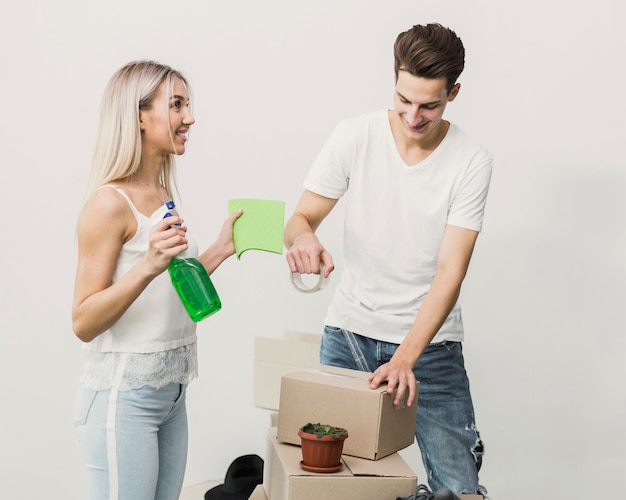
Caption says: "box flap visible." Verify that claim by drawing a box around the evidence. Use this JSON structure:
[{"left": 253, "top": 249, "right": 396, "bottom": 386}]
[
  {"left": 343, "top": 453, "right": 416, "bottom": 477},
  {"left": 318, "top": 365, "right": 374, "bottom": 381},
  {"left": 283, "top": 367, "right": 388, "bottom": 394}
]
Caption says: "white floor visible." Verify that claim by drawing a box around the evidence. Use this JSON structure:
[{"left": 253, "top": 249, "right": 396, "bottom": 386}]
[{"left": 179, "top": 480, "right": 222, "bottom": 500}]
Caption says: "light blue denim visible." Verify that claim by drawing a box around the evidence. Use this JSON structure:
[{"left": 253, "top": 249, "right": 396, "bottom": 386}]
[
  {"left": 321, "top": 326, "right": 487, "bottom": 496},
  {"left": 74, "top": 383, "right": 188, "bottom": 500}
]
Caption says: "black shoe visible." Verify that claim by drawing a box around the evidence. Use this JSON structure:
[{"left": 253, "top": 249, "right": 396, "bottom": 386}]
[
  {"left": 396, "top": 484, "right": 461, "bottom": 500},
  {"left": 432, "top": 488, "right": 461, "bottom": 500}
]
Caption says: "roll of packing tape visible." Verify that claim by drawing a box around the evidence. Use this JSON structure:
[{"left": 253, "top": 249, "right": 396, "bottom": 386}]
[{"left": 290, "top": 264, "right": 328, "bottom": 293}]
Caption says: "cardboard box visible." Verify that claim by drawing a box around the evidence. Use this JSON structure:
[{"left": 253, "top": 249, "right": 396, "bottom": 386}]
[
  {"left": 249, "top": 484, "right": 268, "bottom": 499},
  {"left": 253, "top": 480, "right": 482, "bottom": 500},
  {"left": 277, "top": 366, "right": 418, "bottom": 460},
  {"left": 264, "top": 427, "right": 416, "bottom": 500},
  {"left": 253, "top": 483, "right": 481, "bottom": 500},
  {"left": 254, "top": 331, "right": 322, "bottom": 410},
  {"left": 269, "top": 411, "right": 279, "bottom": 427}
]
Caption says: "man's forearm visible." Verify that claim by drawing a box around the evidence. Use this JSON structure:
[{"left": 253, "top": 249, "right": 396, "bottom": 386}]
[
  {"left": 399, "top": 274, "right": 463, "bottom": 364},
  {"left": 284, "top": 213, "right": 315, "bottom": 248}
]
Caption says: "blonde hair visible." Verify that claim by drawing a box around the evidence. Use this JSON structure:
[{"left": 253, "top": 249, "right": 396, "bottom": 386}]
[{"left": 85, "top": 60, "right": 191, "bottom": 199}]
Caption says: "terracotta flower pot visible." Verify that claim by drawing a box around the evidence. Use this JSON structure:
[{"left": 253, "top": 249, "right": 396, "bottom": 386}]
[{"left": 298, "top": 428, "right": 349, "bottom": 473}]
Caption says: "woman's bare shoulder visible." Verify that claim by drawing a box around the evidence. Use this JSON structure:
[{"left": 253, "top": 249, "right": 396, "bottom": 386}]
[{"left": 78, "top": 185, "right": 135, "bottom": 242}]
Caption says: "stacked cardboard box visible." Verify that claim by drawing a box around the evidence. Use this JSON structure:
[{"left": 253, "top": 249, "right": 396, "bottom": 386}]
[
  {"left": 249, "top": 484, "right": 266, "bottom": 499},
  {"left": 277, "top": 366, "right": 418, "bottom": 461},
  {"left": 254, "top": 331, "right": 322, "bottom": 411},
  {"left": 251, "top": 482, "right": 483, "bottom": 500},
  {"left": 257, "top": 365, "right": 420, "bottom": 499},
  {"left": 264, "top": 427, "right": 417, "bottom": 500},
  {"left": 252, "top": 335, "right": 482, "bottom": 499}
]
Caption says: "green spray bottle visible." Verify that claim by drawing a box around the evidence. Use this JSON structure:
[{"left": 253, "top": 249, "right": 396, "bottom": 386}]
[{"left": 164, "top": 201, "right": 221, "bottom": 321}]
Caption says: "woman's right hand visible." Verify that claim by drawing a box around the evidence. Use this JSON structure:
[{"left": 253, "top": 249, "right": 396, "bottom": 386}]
[{"left": 143, "top": 215, "right": 189, "bottom": 275}]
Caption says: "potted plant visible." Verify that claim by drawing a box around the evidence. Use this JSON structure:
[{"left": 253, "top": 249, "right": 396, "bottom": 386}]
[{"left": 298, "top": 422, "right": 349, "bottom": 473}]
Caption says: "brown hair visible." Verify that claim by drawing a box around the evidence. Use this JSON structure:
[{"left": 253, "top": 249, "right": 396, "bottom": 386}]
[{"left": 394, "top": 23, "right": 465, "bottom": 93}]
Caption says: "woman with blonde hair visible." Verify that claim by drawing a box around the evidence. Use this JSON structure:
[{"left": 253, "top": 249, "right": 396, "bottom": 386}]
[{"left": 72, "top": 60, "right": 241, "bottom": 500}]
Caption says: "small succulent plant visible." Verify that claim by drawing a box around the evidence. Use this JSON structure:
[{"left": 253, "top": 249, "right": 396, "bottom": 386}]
[{"left": 300, "top": 422, "right": 348, "bottom": 440}]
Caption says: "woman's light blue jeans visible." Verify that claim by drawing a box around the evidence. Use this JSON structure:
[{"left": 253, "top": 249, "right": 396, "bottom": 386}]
[
  {"left": 74, "top": 383, "right": 188, "bottom": 500},
  {"left": 321, "top": 326, "right": 487, "bottom": 496}
]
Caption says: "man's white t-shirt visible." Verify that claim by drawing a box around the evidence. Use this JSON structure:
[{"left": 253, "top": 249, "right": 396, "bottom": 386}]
[{"left": 303, "top": 109, "right": 493, "bottom": 344}]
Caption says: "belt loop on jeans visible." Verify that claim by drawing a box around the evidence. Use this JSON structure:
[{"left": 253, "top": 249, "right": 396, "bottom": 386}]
[{"left": 341, "top": 329, "right": 371, "bottom": 372}]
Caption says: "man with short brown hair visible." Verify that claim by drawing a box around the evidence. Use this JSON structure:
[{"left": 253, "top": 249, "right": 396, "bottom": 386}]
[{"left": 285, "top": 24, "right": 491, "bottom": 496}]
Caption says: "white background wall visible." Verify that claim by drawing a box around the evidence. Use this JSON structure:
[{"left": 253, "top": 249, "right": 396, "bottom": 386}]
[{"left": 0, "top": 1, "right": 624, "bottom": 499}]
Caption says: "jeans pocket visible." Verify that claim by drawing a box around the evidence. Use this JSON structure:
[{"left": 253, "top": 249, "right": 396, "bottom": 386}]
[
  {"left": 430, "top": 340, "right": 459, "bottom": 352},
  {"left": 73, "top": 387, "right": 98, "bottom": 427},
  {"left": 324, "top": 325, "right": 342, "bottom": 335}
]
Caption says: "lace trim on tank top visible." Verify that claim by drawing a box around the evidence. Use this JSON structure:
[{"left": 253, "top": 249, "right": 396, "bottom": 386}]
[{"left": 79, "top": 343, "right": 198, "bottom": 391}]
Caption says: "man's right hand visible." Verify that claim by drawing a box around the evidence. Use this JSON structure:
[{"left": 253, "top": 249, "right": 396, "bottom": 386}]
[{"left": 286, "top": 232, "right": 335, "bottom": 278}]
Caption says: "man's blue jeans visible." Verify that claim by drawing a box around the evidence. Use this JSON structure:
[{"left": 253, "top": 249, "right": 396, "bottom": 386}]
[{"left": 320, "top": 326, "right": 487, "bottom": 495}]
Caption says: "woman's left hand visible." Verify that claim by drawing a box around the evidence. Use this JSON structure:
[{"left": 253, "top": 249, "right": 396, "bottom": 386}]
[{"left": 217, "top": 208, "right": 243, "bottom": 257}]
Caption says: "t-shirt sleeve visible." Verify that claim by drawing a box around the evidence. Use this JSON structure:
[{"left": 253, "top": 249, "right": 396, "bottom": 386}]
[
  {"left": 303, "top": 119, "right": 354, "bottom": 200},
  {"left": 447, "top": 148, "right": 493, "bottom": 232}
]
